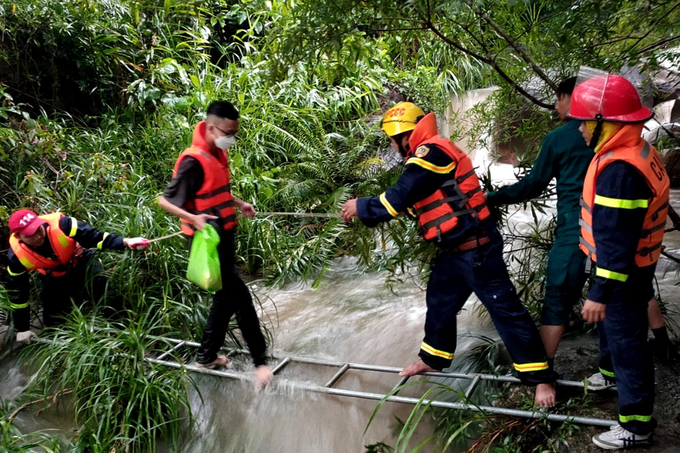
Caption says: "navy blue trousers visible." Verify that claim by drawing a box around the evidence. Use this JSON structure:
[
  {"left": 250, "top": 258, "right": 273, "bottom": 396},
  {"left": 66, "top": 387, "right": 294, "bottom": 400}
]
[
  {"left": 597, "top": 265, "right": 656, "bottom": 435},
  {"left": 420, "top": 228, "right": 556, "bottom": 385}
]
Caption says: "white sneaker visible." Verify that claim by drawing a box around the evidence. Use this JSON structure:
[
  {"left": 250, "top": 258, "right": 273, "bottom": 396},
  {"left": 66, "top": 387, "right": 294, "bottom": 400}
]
[
  {"left": 592, "top": 424, "right": 652, "bottom": 450},
  {"left": 587, "top": 372, "right": 616, "bottom": 390}
]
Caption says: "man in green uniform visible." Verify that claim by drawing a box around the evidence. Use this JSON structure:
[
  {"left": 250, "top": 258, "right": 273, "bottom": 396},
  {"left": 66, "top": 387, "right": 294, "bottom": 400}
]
[
  {"left": 487, "top": 77, "right": 591, "bottom": 371},
  {"left": 488, "top": 78, "right": 673, "bottom": 380}
]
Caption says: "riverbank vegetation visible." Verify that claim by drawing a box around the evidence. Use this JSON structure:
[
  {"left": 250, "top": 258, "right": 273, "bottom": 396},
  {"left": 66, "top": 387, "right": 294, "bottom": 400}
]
[{"left": 1, "top": 0, "right": 680, "bottom": 451}]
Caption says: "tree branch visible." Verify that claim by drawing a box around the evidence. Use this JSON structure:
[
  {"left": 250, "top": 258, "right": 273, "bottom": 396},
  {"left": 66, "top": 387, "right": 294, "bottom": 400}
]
[
  {"left": 425, "top": 20, "right": 553, "bottom": 109},
  {"left": 359, "top": 25, "right": 429, "bottom": 32},
  {"left": 7, "top": 389, "right": 73, "bottom": 423},
  {"left": 637, "top": 34, "right": 680, "bottom": 54},
  {"left": 624, "top": 2, "right": 680, "bottom": 55},
  {"left": 469, "top": 2, "right": 557, "bottom": 93}
]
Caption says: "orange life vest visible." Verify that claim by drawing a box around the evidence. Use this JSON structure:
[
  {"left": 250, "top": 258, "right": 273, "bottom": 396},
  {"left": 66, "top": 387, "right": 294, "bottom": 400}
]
[
  {"left": 580, "top": 139, "right": 669, "bottom": 267},
  {"left": 173, "top": 141, "right": 237, "bottom": 236},
  {"left": 408, "top": 116, "right": 490, "bottom": 241},
  {"left": 9, "top": 212, "right": 84, "bottom": 277}
]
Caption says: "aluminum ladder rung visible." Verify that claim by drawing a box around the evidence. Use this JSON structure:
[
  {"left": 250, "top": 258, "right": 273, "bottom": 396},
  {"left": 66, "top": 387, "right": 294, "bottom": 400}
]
[
  {"left": 148, "top": 353, "right": 616, "bottom": 428},
  {"left": 148, "top": 336, "right": 593, "bottom": 390},
  {"left": 464, "top": 375, "right": 481, "bottom": 399},
  {"left": 35, "top": 335, "right": 616, "bottom": 428},
  {"left": 391, "top": 375, "right": 410, "bottom": 395},
  {"left": 156, "top": 341, "right": 186, "bottom": 361},
  {"left": 271, "top": 357, "right": 291, "bottom": 375},
  {"left": 325, "top": 364, "right": 350, "bottom": 388}
]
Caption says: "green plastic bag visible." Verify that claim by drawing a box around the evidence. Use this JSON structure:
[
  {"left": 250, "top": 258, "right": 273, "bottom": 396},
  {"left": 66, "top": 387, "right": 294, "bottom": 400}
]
[{"left": 186, "top": 224, "right": 222, "bottom": 292}]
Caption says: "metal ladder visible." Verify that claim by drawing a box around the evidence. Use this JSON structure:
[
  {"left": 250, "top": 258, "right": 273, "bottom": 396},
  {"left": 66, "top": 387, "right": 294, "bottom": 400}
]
[{"left": 148, "top": 336, "right": 617, "bottom": 428}]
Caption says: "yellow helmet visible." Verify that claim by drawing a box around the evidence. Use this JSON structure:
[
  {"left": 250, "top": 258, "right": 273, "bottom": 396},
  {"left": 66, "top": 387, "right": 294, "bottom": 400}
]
[{"left": 381, "top": 102, "right": 425, "bottom": 137}]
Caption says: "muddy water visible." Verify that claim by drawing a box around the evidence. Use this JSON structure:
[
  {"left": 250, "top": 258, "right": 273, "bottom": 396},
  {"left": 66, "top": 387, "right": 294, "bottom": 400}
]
[{"left": 176, "top": 258, "right": 497, "bottom": 452}]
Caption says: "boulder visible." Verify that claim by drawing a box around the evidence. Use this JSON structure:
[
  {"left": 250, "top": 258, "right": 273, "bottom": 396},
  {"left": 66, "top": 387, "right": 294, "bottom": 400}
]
[{"left": 661, "top": 147, "right": 680, "bottom": 187}]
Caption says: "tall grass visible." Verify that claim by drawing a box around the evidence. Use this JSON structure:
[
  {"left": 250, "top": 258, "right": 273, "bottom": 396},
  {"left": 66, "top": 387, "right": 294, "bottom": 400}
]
[
  {"left": 24, "top": 308, "right": 194, "bottom": 452},
  {"left": 0, "top": 419, "right": 61, "bottom": 452}
]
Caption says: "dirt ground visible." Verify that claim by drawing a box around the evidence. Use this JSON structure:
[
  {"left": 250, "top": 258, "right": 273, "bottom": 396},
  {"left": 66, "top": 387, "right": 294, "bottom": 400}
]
[{"left": 502, "top": 334, "right": 680, "bottom": 453}]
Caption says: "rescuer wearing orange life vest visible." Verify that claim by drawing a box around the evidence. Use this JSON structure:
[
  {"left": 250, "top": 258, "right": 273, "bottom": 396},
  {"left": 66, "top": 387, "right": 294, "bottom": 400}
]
[
  {"left": 341, "top": 102, "right": 558, "bottom": 407},
  {"left": 569, "top": 71, "right": 668, "bottom": 450},
  {"left": 5, "top": 209, "right": 148, "bottom": 343},
  {"left": 158, "top": 100, "right": 273, "bottom": 387}
]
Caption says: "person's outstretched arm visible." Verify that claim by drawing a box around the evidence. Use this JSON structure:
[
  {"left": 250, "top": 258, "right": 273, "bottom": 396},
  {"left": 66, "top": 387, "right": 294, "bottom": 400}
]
[
  {"left": 487, "top": 133, "right": 557, "bottom": 206},
  {"left": 343, "top": 144, "right": 456, "bottom": 226}
]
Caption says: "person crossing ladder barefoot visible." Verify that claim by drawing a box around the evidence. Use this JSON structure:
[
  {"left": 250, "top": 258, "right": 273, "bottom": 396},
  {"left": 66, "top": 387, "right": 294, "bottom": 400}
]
[{"left": 341, "top": 101, "right": 558, "bottom": 407}]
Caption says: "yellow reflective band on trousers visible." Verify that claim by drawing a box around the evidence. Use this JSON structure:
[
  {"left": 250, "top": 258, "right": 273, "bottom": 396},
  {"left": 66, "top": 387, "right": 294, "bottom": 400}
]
[
  {"left": 97, "top": 232, "right": 109, "bottom": 250},
  {"left": 619, "top": 414, "right": 652, "bottom": 423},
  {"left": 8, "top": 301, "right": 29, "bottom": 309},
  {"left": 596, "top": 267, "right": 629, "bottom": 282},
  {"left": 513, "top": 362, "right": 549, "bottom": 372},
  {"left": 594, "top": 194, "right": 649, "bottom": 210},
  {"left": 379, "top": 193, "right": 399, "bottom": 217},
  {"left": 69, "top": 217, "right": 78, "bottom": 237},
  {"left": 406, "top": 158, "right": 456, "bottom": 174},
  {"left": 420, "top": 342, "right": 454, "bottom": 360},
  {"left": 599, "top": 367, "right": 616, "bottom": 378},
  {"left": 7, "top": 267, "right": 25, "bottom": 277}
]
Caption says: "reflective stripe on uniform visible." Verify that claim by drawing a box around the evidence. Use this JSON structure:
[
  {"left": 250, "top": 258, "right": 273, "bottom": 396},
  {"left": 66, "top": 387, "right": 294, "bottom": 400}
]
[
  {"left": 18, "top": 256, "right": 35, "bottom": 270},
  {"left": 97, "top": 232, "right": 110, "bottom": 250},
  {"left": 8, "top": 301, "right": 29, "bottom": 309},
  {"left": 69, "top": 218, "right": 78, "bottom": 237},
  {"left": 619, "top": 414, "right": 652, "bottom": 423},
  {"left": 420, "top": 342, "right": 454, "bottom": 360},
  {"left": 639, "top": 142, "right": 650, "bottom": 159},
  {"left": 57, "top": 233, "right": 69, "bottom": 248},
  {"left": 513, "top": 362, "right": 549, "bottom": 372},
  {"left": 406, "top": 158, "right": 456, "bottom": 174},
  {"left": 7, "top": 267, "right": 26, "bottom": 277},
  {"left": 595, "top": 267, "right": 628, "bottom": 282},
  {"left": 594, "top": 194, "right": 649, "bottom": 210},
  {"left": 580, "top": 237, "right": 597, "bottom": 255},
  {"left": 379, "top": 193, "right": 399, "bottom": 217}
]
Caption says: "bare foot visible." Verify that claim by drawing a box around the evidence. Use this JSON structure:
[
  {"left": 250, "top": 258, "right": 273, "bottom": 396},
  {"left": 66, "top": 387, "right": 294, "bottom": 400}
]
[
  {"left": 196, "top": 354, "right": 231, "bottom": 370},
  {"left": 399, "top": 358, "right": 440, "bottom": 376},
  {"left": 534, "top": 382, "right": 556, "bottom": 408},
  {"left": 255, "top": 365, "right": 274, "bottom": 388}
]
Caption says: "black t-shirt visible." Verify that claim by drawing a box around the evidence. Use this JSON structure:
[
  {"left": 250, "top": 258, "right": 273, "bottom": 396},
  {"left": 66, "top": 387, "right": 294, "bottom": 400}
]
[{"left": 163, "top": 157, "right": 204, "bottom": 208}]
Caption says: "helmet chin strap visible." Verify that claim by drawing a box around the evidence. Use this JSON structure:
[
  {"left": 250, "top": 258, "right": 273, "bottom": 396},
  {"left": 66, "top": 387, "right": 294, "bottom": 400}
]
[{"left": 589, "top": 114, "right": 604, "bottom": 150}]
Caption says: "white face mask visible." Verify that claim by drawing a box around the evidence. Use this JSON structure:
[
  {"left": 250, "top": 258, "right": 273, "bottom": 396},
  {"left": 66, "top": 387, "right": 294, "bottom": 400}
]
[{"left": 215, "top": 134, "right": 236, "bottom": 151}]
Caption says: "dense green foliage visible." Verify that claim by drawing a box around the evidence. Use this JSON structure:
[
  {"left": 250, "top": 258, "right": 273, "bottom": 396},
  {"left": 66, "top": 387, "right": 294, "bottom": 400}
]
[{"left": 1, "top": 0, "right": 679, "bottom": 451}]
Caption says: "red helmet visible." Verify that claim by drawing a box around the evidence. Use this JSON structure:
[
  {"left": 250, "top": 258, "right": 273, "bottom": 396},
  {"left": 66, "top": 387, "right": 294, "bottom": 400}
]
[{"left": 568, "top": 74, "right": 652, "bottom": 123}]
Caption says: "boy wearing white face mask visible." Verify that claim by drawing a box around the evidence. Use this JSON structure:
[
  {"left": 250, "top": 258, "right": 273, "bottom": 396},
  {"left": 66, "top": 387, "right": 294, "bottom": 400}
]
[{"left": 159, "top": 101, "right": 273, "bottom": 388}]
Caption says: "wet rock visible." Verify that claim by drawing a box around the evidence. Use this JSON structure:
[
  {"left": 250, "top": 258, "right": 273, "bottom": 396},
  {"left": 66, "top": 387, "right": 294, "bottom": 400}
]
[
  {"left": 643, "top": 123, "right": 680, "bottom": 146},
  {"left": 656, "top": 251, "right": 680, "bottom": 274},
  {"left": 643, "top": 123, "right": 680, "bottom": 186},
  {"left": 661, "top": 147, "right": 680, "bottom": 187}
]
